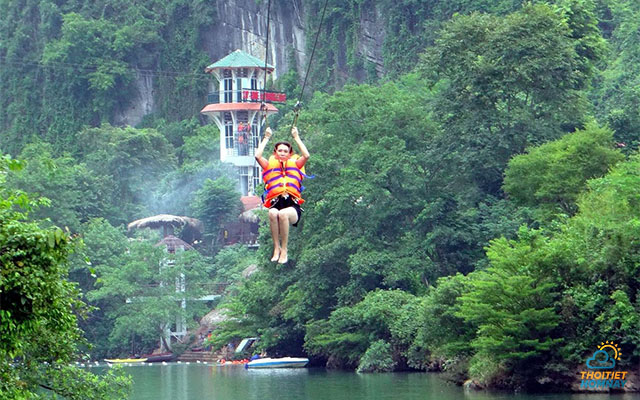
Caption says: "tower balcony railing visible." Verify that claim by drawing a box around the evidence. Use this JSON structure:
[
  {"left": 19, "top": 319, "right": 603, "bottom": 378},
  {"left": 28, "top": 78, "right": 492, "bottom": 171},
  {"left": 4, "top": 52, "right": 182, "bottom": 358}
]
[
  {"left": 207, "top": 89, "right": 286, "bottom": 105},
  {"left": 225, "top": 131, "right": 260, "bottom": 157}
]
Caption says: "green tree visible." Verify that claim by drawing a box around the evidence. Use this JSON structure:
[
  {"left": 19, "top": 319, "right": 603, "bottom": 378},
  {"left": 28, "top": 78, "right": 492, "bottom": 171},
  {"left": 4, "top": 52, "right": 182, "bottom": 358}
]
[
  {"left": 412, "top": 274, "right": 475, "bottom": 363},
  {"left": 594, "top": 290, "right": 640, "bottom": 356},
  {"left": 457, "top": 228, "right": 562, "bottom": 389},
  {"left": 211, "top": 244, "right": 256, "bottom": 283},
  {"left": 74, "top": 124, "right": 177, "bottom": 224},
  {"left": 7, "top": 142, "right": 119, "bottom": 232},
  {"left": 210, "top": 74, "right": 529, "bottom": 364},
  {"left": 549, "top": 154, "right": 640, "bottom": 368},
  {"left": 178, "top": 123, "right": 220, "bottom": 165},
  {"left": 503, "top": 123, "right": 624, "bottom": 218},
  {"left": 305, "top": 289, "right": 421, "bottom": 370},
  {"left": 41, "top": 12, "right": 138, "bottom": 123},
  {"left": 191, "top": 176, "right": 243, "bottom": 251},
  {"left": 0, "top": 155, "right": 131, "bottom": 399},
  {"left": 422, "top": 3, "right": 603, "bottom": 194},
  {"left": 0, "top": 0, "right": 214, "bottom": 154},
  {"left": 69, "top": 218, "right": 130, "bottom": 358},
  {"left": 399, "top": 2, "right": 606, "bottom": 280},
  {"left": 357, "top": 340, "right": 396, "bottom": 373},
  {"left": 87, "top": 239, "right": 214, "bottom": 355},
  {"left": 591, "top": 0, "right": 640, "bottom": 150},
  {"left": 446, "top": 154, "right": 640, "bottom": 387}
]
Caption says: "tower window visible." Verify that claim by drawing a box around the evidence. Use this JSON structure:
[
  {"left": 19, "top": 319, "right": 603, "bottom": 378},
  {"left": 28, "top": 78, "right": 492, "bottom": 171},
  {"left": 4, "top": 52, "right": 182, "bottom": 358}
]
[
  {"left": 252, "top": 125, "right": 260, "bottom": 148},
  {"left": 224, "top": 70, "right": 233, "bottom": 103},
  {"left": 240, "top": 166, "right": 249, "bottom": 196},
  {"left": 253, "top": 166, "right": 261, "bottom": 195},
  {"left": 224, "top": 112, "right": 233, "bottom": 155}
]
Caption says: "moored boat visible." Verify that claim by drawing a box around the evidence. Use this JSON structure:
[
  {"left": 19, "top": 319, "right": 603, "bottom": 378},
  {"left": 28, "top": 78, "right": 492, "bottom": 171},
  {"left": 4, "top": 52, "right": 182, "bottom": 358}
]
[
  {"left": 144, "top": 353, "right": 176, "bottom": 363},
  {"left": 246, "top": 357, "right": 308, "bottom": 369}
]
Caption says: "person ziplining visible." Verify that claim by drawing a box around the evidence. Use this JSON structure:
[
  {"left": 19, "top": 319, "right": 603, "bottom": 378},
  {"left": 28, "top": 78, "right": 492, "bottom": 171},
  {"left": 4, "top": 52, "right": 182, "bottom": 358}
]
[
  {"left": 248, "top": 0, "right": 325, "bottom": 264},
  {"left": 255, "top": 126, "right": 310, "bottom": 264}
]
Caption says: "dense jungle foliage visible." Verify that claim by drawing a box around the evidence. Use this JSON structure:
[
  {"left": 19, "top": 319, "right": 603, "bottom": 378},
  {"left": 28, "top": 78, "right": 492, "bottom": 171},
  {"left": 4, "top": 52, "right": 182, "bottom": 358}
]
[
  {"left": 3, "top": 0, "right": 640, "bottom": 396},
  {"left": 0, "top": 156, "right": 132, "bottom": 398}
]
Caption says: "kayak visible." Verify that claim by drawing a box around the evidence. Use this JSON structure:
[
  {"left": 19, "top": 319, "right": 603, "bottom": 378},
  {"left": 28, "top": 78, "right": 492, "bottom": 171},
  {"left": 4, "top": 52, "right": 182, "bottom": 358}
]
[{"left": 246, "top": 357, "right": 308, "bottom": 369}]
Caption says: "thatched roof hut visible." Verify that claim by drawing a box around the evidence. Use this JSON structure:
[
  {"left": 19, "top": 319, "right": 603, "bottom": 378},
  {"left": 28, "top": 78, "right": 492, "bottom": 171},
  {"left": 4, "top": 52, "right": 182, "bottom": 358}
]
[
  {"left": 155, "top": 235, "right": 194, "bottom": 253},
  {"left": 127, "top": 214, "right": 204, "bottom": 239}
]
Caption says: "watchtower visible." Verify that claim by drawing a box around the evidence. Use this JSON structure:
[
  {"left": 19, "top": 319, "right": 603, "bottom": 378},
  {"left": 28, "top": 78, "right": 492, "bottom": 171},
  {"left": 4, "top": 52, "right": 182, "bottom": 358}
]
[{"left": 200, "top": 49, "right": 284, "bottom": 196}]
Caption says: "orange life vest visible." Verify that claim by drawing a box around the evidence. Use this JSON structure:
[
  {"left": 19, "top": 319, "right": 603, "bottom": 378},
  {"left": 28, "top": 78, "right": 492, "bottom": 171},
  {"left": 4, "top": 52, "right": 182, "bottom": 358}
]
[{"left": 262, "top": 156, "right": 305, "bottom": 207}]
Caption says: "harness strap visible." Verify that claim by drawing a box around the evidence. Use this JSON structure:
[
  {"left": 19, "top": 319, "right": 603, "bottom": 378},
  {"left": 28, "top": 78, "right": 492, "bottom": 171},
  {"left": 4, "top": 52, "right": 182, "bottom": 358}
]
[{"left": 265, "top": 182, "right": 301, "bottom": 194}]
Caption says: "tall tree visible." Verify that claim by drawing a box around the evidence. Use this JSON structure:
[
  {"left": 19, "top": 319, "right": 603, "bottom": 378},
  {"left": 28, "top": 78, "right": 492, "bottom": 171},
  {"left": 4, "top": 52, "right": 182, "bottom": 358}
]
[
  {"left": 591, "top": 0, "right": 640, "bottom": 150},
  {"left": 87, "top": 238, "right": 214, "bottom": 355},
  {"left": 191, "top": 176, "right": 243, "bottom": 252},
  {"left": 0, "top": 0, "right": 214, "bottom": 154},
  {"left": 421, "top": 3, "right": 604, "bottom": 194},
  {"left": 7, "top": 142, "right": 119, "bottom": 232},
  {"left": 0, "top": 155, "right": 131, "bottom": 399},
  {"left": 503, "top": 123, "right": 623, "bottom": 219},
  {"left": 457, "top": 228, "right": 562, "bottom": 390}
]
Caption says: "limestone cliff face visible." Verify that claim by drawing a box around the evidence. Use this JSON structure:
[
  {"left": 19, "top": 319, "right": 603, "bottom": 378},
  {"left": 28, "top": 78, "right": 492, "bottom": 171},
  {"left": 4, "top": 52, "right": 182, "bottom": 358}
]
[
  {"left": 117, "top": 0, "right": 385, "bottom": 125},
  {"left": 202, "top": 0, "right": 308, "bottom": 81},
  {"left": 358, "top": 1, "right": 386, "bottom": 75},
  {"left": 114, "top": 72, "right": 155, "bottom": 127},
  {"left": 202, "top": 0, "right": 385, "bottom": 81}
]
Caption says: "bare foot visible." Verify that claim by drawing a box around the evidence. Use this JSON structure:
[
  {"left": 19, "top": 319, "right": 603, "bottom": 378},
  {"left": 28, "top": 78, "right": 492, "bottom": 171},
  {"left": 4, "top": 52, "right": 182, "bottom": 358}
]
[
  {"left": 270, "top": 249, "right": 280, "bottom": 262},
  {"left": 277, "top": 250, "right": 288, "bottom": 264}
]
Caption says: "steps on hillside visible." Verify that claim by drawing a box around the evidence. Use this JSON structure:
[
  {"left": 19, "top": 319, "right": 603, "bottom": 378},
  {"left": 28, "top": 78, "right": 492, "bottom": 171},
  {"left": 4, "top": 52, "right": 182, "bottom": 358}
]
[{"left": 177, "top": 350, "right": 221, "bottom": 362}]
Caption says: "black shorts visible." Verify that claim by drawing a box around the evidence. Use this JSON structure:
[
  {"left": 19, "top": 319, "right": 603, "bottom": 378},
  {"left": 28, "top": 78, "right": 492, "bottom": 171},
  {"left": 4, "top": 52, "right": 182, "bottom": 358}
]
[{"left": 270, "top": 195, "right": 302, "bottom": 227}]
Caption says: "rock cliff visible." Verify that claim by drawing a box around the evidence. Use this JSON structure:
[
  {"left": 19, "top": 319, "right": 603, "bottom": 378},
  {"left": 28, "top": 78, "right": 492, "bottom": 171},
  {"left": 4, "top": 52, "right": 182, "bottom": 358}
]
[
  {"left": 202, "top": 0, "right": 307, "bottom": 81},
  {"left": 117, "top": 0, "right": 385, "bottom": 125}
]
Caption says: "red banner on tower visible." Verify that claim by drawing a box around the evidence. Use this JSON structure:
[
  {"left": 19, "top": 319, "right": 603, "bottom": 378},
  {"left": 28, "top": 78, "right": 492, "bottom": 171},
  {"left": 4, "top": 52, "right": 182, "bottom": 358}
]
[{"left": 242, "top": 90, "right": 287, "bottom": 103}]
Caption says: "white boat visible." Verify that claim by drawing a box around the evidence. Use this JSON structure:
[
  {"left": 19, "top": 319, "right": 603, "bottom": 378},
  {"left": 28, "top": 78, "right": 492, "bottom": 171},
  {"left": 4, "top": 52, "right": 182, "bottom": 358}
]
[{"left": 246, "top": 357, "right": 309, "bottom": 369}]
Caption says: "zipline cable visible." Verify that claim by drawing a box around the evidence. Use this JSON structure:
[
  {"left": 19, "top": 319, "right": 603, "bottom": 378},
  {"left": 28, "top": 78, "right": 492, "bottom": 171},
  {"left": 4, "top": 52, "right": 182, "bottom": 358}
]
[
  {"left": 255, "top": 0, "right": 273, "bottom": 195},
  {"left": 260, "top": 0, "right": 273, "bottom": 130}
]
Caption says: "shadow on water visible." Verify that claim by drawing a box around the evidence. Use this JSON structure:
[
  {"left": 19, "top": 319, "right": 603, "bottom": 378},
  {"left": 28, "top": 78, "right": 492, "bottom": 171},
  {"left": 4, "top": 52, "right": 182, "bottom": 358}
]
[{"left": 91, "top": 363, "right": 640, "bottom": 400}]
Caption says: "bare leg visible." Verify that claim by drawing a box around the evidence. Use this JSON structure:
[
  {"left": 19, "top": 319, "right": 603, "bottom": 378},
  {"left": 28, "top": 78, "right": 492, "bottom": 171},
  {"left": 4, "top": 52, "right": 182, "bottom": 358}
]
[
  {"left": 268, "top": 208, "right": 280, "bottom": 262},
  {"left": 277, "top": 207, "right": 299, "bottom": 264}
]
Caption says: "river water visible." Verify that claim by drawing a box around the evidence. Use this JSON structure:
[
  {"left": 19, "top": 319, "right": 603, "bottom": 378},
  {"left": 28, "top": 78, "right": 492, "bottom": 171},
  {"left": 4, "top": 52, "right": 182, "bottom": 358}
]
[{"left": 93, "top": 363, "right": 640, "bottom": 400}]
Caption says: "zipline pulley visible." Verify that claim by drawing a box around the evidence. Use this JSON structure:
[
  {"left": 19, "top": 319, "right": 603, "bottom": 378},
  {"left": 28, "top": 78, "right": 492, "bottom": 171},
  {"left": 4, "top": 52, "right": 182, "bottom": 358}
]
[
  {"left": 261, "top": 102, "right": 270, "bottom": 129},
  {"left": 292, "top": 101, "right": 302, "bottom": 127}
]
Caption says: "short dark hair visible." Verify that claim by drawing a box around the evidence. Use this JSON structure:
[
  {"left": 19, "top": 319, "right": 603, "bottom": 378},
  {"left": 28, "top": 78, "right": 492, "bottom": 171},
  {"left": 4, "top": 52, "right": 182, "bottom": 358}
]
[{"left": 273, "top": 141, "right": 293, "bottom": 153}]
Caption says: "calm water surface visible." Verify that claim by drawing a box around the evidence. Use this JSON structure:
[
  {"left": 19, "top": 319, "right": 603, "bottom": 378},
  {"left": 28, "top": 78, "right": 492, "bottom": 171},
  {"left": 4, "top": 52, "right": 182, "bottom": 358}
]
[{"left": 95, "top": 363, "right": 640, "bottom": 400}]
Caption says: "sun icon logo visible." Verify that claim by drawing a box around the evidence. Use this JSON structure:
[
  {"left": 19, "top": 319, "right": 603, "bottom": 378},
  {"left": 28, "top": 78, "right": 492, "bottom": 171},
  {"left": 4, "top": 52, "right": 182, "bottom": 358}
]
[{"left": 598, "top": 341, "right": 621, "bottom": 361}]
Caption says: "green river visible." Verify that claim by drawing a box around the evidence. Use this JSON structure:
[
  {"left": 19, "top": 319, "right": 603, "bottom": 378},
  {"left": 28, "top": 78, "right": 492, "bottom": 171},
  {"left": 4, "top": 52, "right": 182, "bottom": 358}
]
[{"left": 90, "top": 363, "right": 640, "bottom": 400}]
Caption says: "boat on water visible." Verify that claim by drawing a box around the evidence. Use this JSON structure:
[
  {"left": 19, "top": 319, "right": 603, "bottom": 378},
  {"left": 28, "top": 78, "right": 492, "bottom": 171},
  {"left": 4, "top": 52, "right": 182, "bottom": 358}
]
[
  {"left": 144, "top": 353, "right": 176, "bottom": 363},
  {"left": 104, "top": 358, "right": 148, "bottom": 364},
  {"left": 245, "top": 357, "right": 309, "bottom": 369}
]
